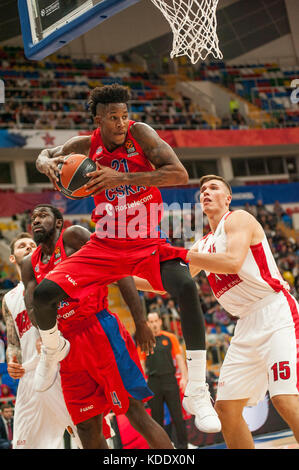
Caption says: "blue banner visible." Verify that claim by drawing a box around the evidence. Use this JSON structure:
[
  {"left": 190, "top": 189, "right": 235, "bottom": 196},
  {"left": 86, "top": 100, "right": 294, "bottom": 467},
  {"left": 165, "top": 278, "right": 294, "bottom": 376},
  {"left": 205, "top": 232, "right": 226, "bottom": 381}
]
[{"left": 58, "top": 182, "right": 299, "bottom": 215}]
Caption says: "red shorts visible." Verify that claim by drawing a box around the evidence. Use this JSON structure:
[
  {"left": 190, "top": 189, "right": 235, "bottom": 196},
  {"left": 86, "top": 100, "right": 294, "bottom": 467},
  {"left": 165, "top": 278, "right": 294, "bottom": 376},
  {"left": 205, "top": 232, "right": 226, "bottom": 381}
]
[
  {"left": 59, "top": 309, "right": 153, "bottom": 426},
  {"left": 45, "top": 234, "right": 188, "bottom": 296}
]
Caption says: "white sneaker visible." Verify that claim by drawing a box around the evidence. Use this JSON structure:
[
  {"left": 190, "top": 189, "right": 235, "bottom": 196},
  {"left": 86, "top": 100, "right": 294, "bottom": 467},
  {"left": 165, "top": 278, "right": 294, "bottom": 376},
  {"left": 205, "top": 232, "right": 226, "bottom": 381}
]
[
  {"left": 34, "top": 336, "right": 70, "bottom": 392},
  {"left": 183, "top": 383, "right": 221, "bottom": 433}
]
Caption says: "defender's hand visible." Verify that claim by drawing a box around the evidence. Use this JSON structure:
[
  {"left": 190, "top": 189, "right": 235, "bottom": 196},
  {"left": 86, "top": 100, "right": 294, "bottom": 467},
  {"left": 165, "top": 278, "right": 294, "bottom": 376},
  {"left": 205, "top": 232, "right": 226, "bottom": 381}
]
[
  {"left": 7, "top": 355, "right": 25, "bottom": 379},
  {"left": 134, "top": 322, "right": 156, "bottom": 356}
]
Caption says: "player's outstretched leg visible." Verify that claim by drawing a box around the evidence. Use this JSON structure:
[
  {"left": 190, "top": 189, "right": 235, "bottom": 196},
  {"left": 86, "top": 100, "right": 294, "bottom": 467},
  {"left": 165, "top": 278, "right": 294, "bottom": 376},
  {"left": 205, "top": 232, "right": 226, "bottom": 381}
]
[
  {"left": 160, "top": 259, "right": 221, "bottom": 433},
  {"left": 33, "top": 279, "right": 70, "bottom": 392},
  {"left": 125, "top": 398, "right": 173, "bottom": 449},
  {"left": 76, "top": 415, "right": 109, "bottom": 449}
]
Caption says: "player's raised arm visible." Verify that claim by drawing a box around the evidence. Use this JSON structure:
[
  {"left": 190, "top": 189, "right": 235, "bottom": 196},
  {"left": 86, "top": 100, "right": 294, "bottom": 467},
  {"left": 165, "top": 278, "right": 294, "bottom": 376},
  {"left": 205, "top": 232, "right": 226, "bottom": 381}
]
[
  {"left": 36, "top": 135, "right": 91, "bottom": 187},
  {"left": 187, "top": 210, "right": 257, "bottom": 274}
]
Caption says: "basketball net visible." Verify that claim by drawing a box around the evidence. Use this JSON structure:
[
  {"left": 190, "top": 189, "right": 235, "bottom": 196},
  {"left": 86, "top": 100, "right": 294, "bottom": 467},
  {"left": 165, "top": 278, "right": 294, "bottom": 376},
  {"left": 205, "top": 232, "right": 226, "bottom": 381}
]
[{"left": 150, "top": 0, "right": 223, "bottom": 64}]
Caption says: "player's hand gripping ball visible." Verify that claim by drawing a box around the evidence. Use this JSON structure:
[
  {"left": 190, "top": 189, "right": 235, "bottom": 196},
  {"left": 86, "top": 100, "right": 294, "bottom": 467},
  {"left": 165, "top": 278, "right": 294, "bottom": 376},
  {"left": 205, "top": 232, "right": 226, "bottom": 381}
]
[{"left": 54, "top": 154, "right": 96, "bottom": 199}]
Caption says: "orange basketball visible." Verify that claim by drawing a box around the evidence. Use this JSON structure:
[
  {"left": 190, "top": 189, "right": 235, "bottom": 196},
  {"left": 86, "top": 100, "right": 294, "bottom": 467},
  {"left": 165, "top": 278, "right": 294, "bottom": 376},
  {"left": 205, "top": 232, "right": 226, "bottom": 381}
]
[{"left": 54, "top": 154, "right": 96, "bottom": 200}]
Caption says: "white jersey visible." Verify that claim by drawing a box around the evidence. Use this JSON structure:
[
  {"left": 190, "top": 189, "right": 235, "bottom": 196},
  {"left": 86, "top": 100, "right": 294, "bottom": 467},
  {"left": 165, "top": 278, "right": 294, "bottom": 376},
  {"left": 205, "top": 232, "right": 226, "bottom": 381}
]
[
  {"left": 4, "top": 282, "right": 39, "bottom": 371},
  {"left": 195, "top": 211, "right": 290, "bottom": 318},
  {"left": 3, "top": 282, "right": 81, "bottom": 449}
]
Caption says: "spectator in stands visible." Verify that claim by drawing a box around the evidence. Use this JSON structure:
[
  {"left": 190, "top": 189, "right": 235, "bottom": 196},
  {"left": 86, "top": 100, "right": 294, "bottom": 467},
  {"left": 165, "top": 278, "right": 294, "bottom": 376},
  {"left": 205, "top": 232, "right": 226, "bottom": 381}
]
[
  {"left": 0, "top": 403, "right": 13, "bottom": 449},
  {"left": 229, "top": 97, "right": 239, "bottom": 116},
  {"left": 166, "top": 298, "right": 180, "bottom": 321},
  {"left": 244, "top": 202, "right": 257, "bottom": 217},
  {"left": 0, "top": 384, "right": 15, "bottom": 405},
  {"left": 207, "top": 323, "right": 230, "bottom": 365},
  {"left": 230, "top": 119, "right": 239, "bottom": 130},
  {"left": 219, "top": 115, "right": 231, "bottom": 129},
  {"left": 255, "top": 199, "right": 271, "bottom": 219},
  {"left": 238, "top": 116, "right": 249, "bottom": 130},
  {"left": 0, "top": 272, "right": 15, "bottom": 290},
  {"left": 154, "top": 296, "right": 170, "bottom": 330},
  {"left": 273, "top": 200, "right": 284, "bottom": 220},
  {"left": 206, "top": 326, "right": 221, "bottom": 365},
  {"left": 34, "top": 113, "right": 51, "bottom": 129},
  {"left": 212, "top": 305, "right": 231, "bottom": 327}
]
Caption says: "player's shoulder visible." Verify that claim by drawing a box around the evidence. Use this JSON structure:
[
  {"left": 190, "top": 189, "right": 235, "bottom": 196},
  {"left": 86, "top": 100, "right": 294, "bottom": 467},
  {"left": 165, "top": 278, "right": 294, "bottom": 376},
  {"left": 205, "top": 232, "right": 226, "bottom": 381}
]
[
  {"left": 63, "top": 224, "right": 91, "bottom": 250},
  {"left": 3, "top": 282, "right": 22, "bottom": 303},
  {"left": 63, "top": 135, "right": 91, "bottom": 154},
  {"left": 225, "top": 209, "right": 257, "bottom": 226},
  {"left": 63, "top": 224, "right": 90, "bottom": 239},
  {"left": 130, "top": 121, "right": 158, "bottom": 139}
]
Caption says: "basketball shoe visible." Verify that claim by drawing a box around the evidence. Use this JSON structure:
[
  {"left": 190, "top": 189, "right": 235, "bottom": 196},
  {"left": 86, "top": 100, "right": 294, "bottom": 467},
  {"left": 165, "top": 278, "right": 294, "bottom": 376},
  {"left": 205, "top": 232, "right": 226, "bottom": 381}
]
[
  {"left": 34, "top": 335, "right": 70, "bottom": 392},
  {"left": 183, "top": 383, "right": 221, "bottom": 433}
]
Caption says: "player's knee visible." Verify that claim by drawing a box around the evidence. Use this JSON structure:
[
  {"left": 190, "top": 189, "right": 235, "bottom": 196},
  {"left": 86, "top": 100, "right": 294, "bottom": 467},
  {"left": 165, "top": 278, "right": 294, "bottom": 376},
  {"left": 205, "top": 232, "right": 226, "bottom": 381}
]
[
  {"left": 33, "top": 279, "right": 63, "bottom": 310},
  {"left": 215, "top": 401, "right": 235, "bottom": 421},
  {"left": 271, "top": 394, "right": 296, "bottom": 417},
  {"left": 33, "top": 282, "right": 47, "bottom": 310},
  {"left": 215, "top": 400, "right": 245, "bottom": 424},
  {"left": 177, "top": 275, "right": 197, "bottom": 300},
  {"left": 126, "top": 399, "right": 147, "bottom": 428}
]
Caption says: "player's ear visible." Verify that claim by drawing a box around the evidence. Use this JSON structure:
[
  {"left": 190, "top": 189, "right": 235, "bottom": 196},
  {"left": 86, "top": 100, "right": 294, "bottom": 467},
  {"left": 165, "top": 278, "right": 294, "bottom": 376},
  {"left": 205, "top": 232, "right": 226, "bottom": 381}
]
[
  {"left": 57, "top": 218, "right": 63, "bottom": 230},
  {"left": 94, "top": 114, "right": 101, "bottom": 127},
  {"left": 9, "top": 254, "right": 16, "bottom": 264}
]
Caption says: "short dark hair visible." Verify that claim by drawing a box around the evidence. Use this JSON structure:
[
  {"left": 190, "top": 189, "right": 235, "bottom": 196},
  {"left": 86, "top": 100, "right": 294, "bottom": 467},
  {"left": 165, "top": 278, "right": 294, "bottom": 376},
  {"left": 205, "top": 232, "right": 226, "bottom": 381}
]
[
  {"left": 199, "top": 174, "right": 232, "bottom": 195},
  {"left": 33, "top": 204, "right": 64, "bottom": 222},
  {"left": 88, "top": 84, "right": 131, "bottom": 117},
  {"left": 1, "top": 403, "right": 13, "bottom": 412},
  {"left": 10, "top": 232, "right": 33, "bottom": 255}
]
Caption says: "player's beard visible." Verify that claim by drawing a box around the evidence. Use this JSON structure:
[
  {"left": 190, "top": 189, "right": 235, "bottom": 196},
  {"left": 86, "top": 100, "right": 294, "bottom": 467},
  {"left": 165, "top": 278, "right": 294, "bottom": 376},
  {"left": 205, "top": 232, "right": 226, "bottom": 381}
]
[{"left": 33, "top": 226, "right": 55, "bottom": 245}]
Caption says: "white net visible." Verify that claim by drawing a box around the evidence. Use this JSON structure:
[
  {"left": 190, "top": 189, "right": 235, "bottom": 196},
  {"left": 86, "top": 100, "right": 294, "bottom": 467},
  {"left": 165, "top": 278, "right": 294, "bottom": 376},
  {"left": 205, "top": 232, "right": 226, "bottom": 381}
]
[{"left": 150, "top": 0, "right": 223, "bottom": 64}]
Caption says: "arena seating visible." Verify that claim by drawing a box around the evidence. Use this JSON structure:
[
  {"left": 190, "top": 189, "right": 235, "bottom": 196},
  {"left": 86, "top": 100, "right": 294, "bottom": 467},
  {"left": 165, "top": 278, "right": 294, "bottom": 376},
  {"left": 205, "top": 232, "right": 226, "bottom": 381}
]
[
  {"left": 1, "top": 47, "right": 299, "bottom": 131},
  {"left": 0, "top": 47, "right": 210, "bottom": 131},
  {"left": 194, "top": 61, "right": 299, "bottom": 128}
]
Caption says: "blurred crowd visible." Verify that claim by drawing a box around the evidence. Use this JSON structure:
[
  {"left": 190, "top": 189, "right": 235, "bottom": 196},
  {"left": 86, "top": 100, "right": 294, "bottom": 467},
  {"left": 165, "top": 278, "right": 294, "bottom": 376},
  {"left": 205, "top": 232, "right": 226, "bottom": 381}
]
[
  {"left": 0, "top": 47, "right": 212, "bottom": 131},
  {"left": 2, "top": 46, "right": 297, "bottom": 132}
]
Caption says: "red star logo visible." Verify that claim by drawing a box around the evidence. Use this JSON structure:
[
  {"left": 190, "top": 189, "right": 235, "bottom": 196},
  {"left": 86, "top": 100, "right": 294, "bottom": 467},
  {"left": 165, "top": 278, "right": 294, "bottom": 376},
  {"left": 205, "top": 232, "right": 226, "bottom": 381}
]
[{"left": 42, "top": 132, "right": 55, "bottom": 146}]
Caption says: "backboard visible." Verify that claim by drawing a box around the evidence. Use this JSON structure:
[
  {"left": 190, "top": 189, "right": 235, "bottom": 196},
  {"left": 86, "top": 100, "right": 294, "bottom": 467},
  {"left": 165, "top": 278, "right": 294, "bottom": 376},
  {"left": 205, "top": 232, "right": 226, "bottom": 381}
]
[{"left": 18, "top": 0, "right": 140, "bottom": 60}]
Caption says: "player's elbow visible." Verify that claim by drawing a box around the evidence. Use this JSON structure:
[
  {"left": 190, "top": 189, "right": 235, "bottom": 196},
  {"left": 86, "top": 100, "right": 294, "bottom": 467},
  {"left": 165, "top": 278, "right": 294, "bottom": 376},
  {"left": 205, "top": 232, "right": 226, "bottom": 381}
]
[
  {"left": 177, "top": 166, "right": 189, "bottom": 184},
  {"left": 229, "top": 258, "right": 243, "bottom": 274}
]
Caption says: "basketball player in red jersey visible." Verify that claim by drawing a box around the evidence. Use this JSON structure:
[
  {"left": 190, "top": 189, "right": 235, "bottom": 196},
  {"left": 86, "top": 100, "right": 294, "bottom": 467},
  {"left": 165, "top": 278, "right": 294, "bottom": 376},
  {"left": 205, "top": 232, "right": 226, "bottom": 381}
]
[
  {"left": 21, "top": 204, "right": 174, "bottom": 449},
  {"left": 33, "top": 84, "right": 220, "bottom": 433}
]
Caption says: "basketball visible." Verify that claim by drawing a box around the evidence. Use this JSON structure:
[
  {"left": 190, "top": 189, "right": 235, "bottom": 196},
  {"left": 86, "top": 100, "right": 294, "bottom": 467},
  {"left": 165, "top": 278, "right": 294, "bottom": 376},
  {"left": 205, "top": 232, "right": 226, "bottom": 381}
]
[{"left": 54, "top": 154, "right": 97, "bottom": 200}]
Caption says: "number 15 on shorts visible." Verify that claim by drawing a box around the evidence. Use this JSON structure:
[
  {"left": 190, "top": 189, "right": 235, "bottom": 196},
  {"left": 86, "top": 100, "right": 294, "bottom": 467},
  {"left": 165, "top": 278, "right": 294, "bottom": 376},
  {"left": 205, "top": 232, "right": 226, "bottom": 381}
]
[{"left": 271, "top": 361, "right": 291, "bottom": 381}]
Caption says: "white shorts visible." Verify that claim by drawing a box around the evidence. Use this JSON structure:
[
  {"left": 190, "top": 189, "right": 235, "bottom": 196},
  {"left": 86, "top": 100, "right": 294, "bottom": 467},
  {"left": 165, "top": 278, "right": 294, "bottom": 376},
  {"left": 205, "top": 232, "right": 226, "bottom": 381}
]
[
  {"left": 216, "top": 291, "right": 299, "bottom": 406},
  {"left": 13, "top": 367, "right": 82, "bottom": 449}
]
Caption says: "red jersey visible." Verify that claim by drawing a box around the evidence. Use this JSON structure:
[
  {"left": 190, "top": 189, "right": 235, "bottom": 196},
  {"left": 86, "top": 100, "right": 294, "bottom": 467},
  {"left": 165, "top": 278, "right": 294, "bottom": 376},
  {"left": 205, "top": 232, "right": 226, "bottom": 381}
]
[
  {"left": 89, "top": 120, "right": 164, "bottom": 239},
  {"left": 31, "top": 231, "right": 108, "bottom": 335}
]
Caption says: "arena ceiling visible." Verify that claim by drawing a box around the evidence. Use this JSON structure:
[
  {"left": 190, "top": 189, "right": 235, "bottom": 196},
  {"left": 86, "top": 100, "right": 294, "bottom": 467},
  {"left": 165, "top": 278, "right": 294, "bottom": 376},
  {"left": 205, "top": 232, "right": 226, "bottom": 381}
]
[{"left": 0, "top": 0, "right": 291, "bottom": 60}]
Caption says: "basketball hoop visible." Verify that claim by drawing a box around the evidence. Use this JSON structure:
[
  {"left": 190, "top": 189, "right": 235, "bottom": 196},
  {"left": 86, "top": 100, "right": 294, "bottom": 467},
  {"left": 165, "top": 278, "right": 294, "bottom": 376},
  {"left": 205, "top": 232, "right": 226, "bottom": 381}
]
[{"left": 150, "top": 0, "right": 223, "bottom": 64}]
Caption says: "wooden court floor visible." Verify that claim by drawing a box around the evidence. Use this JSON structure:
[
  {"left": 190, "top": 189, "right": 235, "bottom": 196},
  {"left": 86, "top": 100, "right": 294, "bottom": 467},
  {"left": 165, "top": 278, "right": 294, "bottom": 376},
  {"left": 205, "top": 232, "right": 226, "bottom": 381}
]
[{"left": 254, "top": 430, "right": 299, "bottom": 449}]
